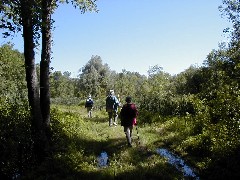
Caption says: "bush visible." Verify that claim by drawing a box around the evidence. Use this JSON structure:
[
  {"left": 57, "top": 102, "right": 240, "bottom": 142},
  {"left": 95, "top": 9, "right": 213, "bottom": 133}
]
[
  {"left": 0, "top": 99, "right": 32, "bottom": 178},
  {"left": 51, "top": 97, "right": 82, "bottom": 105}
]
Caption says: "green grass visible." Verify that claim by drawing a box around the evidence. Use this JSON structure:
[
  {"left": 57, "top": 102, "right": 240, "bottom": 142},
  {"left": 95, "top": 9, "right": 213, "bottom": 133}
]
[{"left": 22, "top": 105, "right": 189, "bottom": 179}]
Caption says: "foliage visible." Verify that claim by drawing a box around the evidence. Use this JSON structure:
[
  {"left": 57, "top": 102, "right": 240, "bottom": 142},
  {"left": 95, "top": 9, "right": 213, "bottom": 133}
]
[
  {"left": 114, "top": 69, "right": 146, "bottom": 103},
  {"left": 0, "top": 0, "right": 98, "bottom": 39},
  {"left": 0, "top": 98, "right": 32, "bottom": 179},
  {"left": 77, "top": 55, "right": 111, "bottom": 99},
  {"left": 0, "top": 43, "right": 27, "bottom": 102},
  {"left": 0, "top": 44, "right": 32, "bottom": 178},
  {"left": 219, "top": 0, "right": 240, "bottom": 45},
  {"left": 1, "top": 0, "right": 99, "bottom": 164},
  {"left": 50, "top": 71, "right": 76, "bottom": 98},
  {"left": 51, "top": 97, "right": 82, "bottom": 105},
  {"left": 2, "top": 44, "right": 240, "bottom": 178},
  {"left": 1, "top": 0, "right": 240, "bottom": 178},
  {"left": 174, "top": 65, "right": 206, "bottom": 95},
  {"left": 19, "top": 105, "right": 185, "bottom": 179}
]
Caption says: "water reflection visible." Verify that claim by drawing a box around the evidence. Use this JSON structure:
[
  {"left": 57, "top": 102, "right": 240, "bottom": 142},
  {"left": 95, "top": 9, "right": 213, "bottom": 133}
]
[{"left": 156, "top": 148, "right": 200, "bottom": 179}]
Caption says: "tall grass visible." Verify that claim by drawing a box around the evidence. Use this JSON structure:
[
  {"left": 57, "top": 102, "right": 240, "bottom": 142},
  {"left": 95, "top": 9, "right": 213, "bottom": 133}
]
[
  {"left": 22, "top": 104, "right": 184, "bottom": 179},
  {"left": 3, "top": 103, "right": 238, "bottom": 179}
]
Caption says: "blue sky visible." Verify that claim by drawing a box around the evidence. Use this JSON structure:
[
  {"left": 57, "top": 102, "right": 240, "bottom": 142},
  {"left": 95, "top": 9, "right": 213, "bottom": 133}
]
[{"left": 1, "top": 0, "right": 231, "bottom": 77}]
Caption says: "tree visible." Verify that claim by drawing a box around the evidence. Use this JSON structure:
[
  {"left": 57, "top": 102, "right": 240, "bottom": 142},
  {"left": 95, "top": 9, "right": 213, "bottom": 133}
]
[
  {"left": 147, "top": 64, "right": 163, "bottom": 77},
  {"left": 50, "top": 71, "right": 75, "bottom": 98},
  {"left": 113, "top": 69, "right": 145, "bottom": 101},
  {"left": 0, "top": 43, "right": 27, "bottom": 101},
  {"left": 0, "top": 0, "right": 98, "bottom": 163},
  {"left": 220, "top": 0, "right": 240, "bottom": 46},
  {"left": 40, "top": 0, "right": 98, "bottom": 140},
  {"left": 146, "top": 66, "right": 173, "bottom": 114},
  {"left": 78, "top": 55, "right": 110, "bottom": 98},
  {"left": 40, "top": 0, "right": 53, "bottom": 139},
  {"left": 20, "top": 0, "right": 48, "bottom": 162}
]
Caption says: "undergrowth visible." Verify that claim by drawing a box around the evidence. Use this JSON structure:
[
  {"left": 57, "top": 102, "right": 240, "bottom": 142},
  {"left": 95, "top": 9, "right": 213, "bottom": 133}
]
[
  {"left": 2, "top": 102, "right": 239, "bottom": 179},
  {"left": 22, "top": 104, "right": 184, "bottom": 179}
]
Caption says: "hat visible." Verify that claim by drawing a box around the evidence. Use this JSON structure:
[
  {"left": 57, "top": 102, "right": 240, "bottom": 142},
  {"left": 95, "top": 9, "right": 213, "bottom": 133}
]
[{"left": 109, "top": 90, "right": 114, "bottom": 95}]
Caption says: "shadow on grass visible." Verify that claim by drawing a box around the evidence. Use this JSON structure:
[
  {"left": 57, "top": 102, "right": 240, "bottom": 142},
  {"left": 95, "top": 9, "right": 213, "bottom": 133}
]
[
  {"left": 21, "top": 115, "right": 184, "bottom": 179},
  {"left": 199, "top": 145, "right": 240, "bottom": 180}
]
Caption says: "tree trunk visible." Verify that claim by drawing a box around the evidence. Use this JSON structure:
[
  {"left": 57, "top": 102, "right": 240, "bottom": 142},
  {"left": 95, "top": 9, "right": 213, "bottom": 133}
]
[
  {"left": 20, "top": 0, "right": 47, "bottom": 163},
  {"left": 40, "top": 0, "right": 52, "bottom": 139}
]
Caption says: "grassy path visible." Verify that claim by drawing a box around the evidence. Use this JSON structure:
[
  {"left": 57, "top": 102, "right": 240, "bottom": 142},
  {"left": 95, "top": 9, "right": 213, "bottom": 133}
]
[{"left": 28, "top": 105, "right": 186, "bottom": 179}]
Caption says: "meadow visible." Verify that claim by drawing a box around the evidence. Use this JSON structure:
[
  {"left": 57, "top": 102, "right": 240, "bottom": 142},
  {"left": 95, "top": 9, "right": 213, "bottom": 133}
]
[{"left": 22, "top": 104, "right": 193, "bottom": 179}]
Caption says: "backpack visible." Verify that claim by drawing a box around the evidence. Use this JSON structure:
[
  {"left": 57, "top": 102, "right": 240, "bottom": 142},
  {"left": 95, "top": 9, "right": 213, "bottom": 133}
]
[
  {"left": 85, "top": 98, "right": 93, "bottom": 107},
  {"left": 106, "top": 95, "right": 116, "bottom": 110},
  {"left": 120, "top": 103, "right": 137, "bottom": 126}
]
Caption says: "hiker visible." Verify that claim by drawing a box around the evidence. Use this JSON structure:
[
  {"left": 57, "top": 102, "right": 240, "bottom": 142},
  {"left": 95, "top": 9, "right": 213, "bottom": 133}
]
[
  {"left": 117, "top": 94, "right": 121, "bottom": 107},
  {"left": 120, "top": 96, "right": 138, "bottom": 147},
  {"left": 106, "top": 90, "right": 120, "bottom": 126},
  {"left": 85, "top": 95, "right": 94, "bottom": 118}
]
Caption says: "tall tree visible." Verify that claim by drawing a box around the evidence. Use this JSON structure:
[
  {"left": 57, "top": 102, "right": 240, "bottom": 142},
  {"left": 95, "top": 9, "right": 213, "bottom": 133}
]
[
  {"left": 220, "top": 0, "right": 240, "bottom": 45},
  {"left": 0, "top": 0, "right": 98, "bottom": 162},
  {"left": 50, "top": 71, "right": 75, "bottom": 98},
  {"left": 20, "top": 0, "right": 48, "bottom": 162},
  {"left": 78, "top": 55, "right": 110, "bottom": 98},
  {"left": 40, "top": 0, "right": 52, "bottom": 138}
]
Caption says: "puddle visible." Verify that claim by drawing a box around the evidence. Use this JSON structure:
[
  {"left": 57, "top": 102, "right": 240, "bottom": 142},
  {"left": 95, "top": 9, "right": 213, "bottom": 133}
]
[
  {"left": 97, "top": 149, "right": 199, "bottom": 179},
  {"left": 156, "top": 148, "right": 199, "bottom": 179},
  {"left": 97, "top": 151, "right": 108, "bottom": 168}
]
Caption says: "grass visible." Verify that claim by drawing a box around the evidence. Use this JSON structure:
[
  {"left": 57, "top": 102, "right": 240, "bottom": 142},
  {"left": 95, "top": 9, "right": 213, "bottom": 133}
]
[{"left": 22, "top": 104, "right": 190, "bottom": 179}]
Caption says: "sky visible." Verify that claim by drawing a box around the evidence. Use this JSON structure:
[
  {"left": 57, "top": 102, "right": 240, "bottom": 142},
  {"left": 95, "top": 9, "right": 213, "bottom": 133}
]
[{"left": 1, "top": 0, "right": 231, "bottom": 77}]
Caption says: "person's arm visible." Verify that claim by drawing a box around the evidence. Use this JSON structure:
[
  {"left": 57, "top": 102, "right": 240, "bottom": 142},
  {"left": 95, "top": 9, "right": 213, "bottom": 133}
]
[
  {"left": 115, "top": 96, "right": 119, "bottom": 105},
  {"left": 105, "top": 97, "right": 108, "bottom": 111}
]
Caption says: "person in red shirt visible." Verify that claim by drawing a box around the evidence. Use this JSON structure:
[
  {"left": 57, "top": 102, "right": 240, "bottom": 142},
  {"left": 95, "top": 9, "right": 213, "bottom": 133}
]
[{"left": 120, "top": 96, "right": 138, "bottom": 147}]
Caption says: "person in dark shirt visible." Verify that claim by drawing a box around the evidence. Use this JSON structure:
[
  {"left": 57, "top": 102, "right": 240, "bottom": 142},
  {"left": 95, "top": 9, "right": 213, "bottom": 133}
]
[
  {"left": 106, "top": 90, "right": 119, "bottom": 126},
  {"left": 120, "top": 96, "right": 138, "bottom": 147},
  {"left": 85, "top": 95, "right": 94, "bottom": 118}
]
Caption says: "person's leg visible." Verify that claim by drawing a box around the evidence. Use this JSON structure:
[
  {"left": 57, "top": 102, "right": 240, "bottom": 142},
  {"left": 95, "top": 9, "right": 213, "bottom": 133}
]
[
  {"left": 129, "top": 126, "right": 132, "bottom": 136},
  {"left": 87, "top": 107, "right": 90, "bottom": 118},
  {"left": 108, "top": 111, "right": 113, "bottom": 126},
  {"left": 129, "top": 126, "right": 133, "bottom": 143},
  {"left": 113, "top": 110, "right": 118, "bottom": 125},
  {"left": 89, "top": 107, "right": 92, "bottom": 118},
  {"left": 124, "top": 126, "right": 132, "bottom": 147}
]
